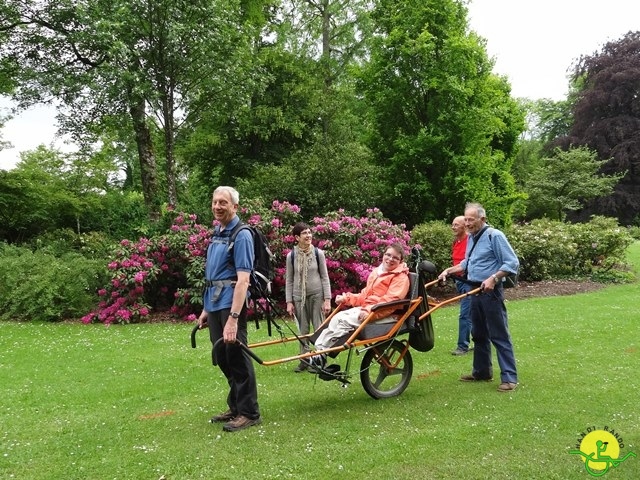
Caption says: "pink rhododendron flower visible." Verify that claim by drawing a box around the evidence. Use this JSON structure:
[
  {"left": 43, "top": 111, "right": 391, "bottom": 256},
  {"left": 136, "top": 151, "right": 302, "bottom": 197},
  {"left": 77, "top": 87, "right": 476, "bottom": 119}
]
[{"left": 83, "top": 202, "right": 410, "bottom": 324}]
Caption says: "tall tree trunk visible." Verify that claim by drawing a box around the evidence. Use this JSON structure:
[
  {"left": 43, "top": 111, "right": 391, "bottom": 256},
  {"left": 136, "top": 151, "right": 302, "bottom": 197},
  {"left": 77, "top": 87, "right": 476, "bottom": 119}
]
[
  {"left": 162, "top": 92, "right": 177, "bottom": 208},
  {"left": 320, "top": 0, "right": 332, "bottom": 137},
  {"left": 128, "top": 92, "right": 161, "bottom": 222}
]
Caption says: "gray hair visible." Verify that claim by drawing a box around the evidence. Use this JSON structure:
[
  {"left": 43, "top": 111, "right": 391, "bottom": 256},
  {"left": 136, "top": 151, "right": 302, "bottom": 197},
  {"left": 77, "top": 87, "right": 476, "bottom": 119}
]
[
  {"left": 465, "top": 202, "right": 486, "bottom": 219},
  {"left": 213, "top": 186, "right": 240, "bottom": 205}
]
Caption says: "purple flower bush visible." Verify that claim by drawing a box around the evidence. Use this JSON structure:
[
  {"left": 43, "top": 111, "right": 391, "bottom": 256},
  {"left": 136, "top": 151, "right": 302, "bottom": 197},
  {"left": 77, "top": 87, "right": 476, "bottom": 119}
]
[{"left": 82, "top": 201, "right": 411, "bottom": 324}]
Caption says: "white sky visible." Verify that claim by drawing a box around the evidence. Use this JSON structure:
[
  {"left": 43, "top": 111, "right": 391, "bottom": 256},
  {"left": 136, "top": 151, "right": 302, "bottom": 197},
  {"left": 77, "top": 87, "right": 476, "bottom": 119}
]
[
  {"left": 467, "top": 0, "right": 639, "bottom": 100},
  {"left": 1, "top": 0, "right": 639, "bottom": 170}
]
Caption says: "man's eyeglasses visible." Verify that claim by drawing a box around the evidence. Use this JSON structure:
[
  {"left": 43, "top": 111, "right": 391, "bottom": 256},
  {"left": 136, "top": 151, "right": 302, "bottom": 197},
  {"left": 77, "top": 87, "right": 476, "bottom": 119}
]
[{"left": 383, "top": 252, "right": 402, "bottom": 262}]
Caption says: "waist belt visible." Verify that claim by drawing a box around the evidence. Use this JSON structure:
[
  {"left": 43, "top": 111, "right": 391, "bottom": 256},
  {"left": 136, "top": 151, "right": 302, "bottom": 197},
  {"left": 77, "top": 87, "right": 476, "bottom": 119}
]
[
  {"left": 466, "top": 280, "right": 503, "bottom": 289},
  {"left": 204, "top": 279, "right": 236, "bottom": 302},
  {"left": 455, "top": 277, "right": 482, "bottom": 288}
]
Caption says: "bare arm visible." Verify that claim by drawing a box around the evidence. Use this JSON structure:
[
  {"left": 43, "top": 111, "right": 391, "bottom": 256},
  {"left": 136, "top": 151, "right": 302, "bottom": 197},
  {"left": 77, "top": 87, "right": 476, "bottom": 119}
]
[{"left": 223, "top": 270, "right": 250, "bottom": 343}]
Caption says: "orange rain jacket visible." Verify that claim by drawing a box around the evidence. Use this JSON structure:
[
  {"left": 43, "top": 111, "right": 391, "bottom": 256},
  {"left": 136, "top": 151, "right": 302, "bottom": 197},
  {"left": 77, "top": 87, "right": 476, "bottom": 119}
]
[{"left": 342, "top": 262, "right": 410, "bottom": 320}]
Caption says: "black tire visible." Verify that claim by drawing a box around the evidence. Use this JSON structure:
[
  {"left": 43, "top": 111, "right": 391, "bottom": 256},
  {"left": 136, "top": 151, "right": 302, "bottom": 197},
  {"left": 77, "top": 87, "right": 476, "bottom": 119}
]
[{"left": 360, "top": 340, "right": 413, "bottom": 399}]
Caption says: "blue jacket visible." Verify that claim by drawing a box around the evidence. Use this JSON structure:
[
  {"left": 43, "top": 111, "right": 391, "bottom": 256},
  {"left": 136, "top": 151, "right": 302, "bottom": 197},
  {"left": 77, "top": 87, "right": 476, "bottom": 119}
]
[
  {"left": 460, "top": 226, "right": 519, "bottom": 283},
  {"left": 203, "top": 216, "right": 253, "bottom": 312}
]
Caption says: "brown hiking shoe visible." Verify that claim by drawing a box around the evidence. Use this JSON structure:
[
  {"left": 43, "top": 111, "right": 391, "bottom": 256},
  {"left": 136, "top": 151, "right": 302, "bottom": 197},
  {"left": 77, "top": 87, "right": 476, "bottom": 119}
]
[
  {"left": 459, "top": 374, "right": 493, "bottom": 382},
  {"left": 497, "top": 382, "right": 517, "bottom": 393},
  {"left": 210, "top": 409, "right": 236, "bottom": 423},
  {"left": 222, "top": 415, "right": 262, "bottom": 432}
]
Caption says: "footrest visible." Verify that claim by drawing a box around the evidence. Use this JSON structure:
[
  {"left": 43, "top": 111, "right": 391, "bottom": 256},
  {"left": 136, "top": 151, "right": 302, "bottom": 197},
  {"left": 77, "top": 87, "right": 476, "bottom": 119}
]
[{"left": 318, "top": 364, "right": 341, "bottom": 381}]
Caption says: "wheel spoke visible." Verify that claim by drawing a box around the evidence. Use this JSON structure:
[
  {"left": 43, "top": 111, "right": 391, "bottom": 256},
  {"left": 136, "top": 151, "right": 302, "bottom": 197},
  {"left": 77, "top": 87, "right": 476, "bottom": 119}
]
[{"left": 360, "top": 340, "right": 413, "bottom": 399}]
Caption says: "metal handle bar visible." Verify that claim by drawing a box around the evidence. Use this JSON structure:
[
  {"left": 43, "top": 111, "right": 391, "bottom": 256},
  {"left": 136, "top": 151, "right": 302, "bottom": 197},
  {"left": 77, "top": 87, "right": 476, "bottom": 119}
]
[{"left": 212, "top": 337, "right": 264, "bottom": 365}]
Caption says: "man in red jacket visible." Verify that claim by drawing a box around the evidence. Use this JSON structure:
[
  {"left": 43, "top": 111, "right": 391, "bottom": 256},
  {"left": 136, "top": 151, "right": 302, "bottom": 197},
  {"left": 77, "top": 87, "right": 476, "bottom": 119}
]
[
  {"left": 450, "top": 215, "right": 473, "bottom": 355},
  {"left": 310, "top": 242, "right": 410, "bottom": 368}
]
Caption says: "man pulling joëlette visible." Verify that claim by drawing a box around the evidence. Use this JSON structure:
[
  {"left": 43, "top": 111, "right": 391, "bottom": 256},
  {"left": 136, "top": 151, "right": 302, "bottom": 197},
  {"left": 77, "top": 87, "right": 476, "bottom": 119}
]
[
  {"left": 197, "top": 186, "right": 262, "bottom": 432},
  {"left": 439, "top": 203, "right": 520, "bottom": 393}
]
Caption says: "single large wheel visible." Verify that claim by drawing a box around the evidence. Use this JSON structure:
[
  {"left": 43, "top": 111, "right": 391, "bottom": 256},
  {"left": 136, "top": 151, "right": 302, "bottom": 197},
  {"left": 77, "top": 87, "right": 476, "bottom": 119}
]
[{"left": 360, "top": 340, "right": 413, "bottom": 399}]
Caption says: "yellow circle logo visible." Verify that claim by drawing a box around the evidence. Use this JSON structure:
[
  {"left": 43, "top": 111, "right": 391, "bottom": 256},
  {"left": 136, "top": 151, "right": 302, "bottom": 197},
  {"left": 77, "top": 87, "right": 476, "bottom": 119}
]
[
  {"left": 569, "top": 428, "right": 636, "bottom": 477},
  {"left": 578, "top": 431, "right": 620, "bottom": 471}
]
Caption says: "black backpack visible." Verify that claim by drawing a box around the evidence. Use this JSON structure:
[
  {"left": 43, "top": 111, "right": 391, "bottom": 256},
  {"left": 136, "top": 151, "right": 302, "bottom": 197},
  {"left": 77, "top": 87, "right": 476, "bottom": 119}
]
[{"left": 227, "top": 222, "right": 274, "bottom": 298}]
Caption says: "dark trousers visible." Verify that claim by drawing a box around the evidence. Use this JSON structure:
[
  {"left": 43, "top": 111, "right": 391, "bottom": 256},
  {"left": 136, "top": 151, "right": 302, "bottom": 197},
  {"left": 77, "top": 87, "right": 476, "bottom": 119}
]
[
  {"left": 207, "top": 308, "right": 260, "bottom": 419},
  {"left": 469, "top": 287, "right": 518, "bottom": 383},
  {"left": 454, "top": 279, "right": 472, "bottom": 350}
]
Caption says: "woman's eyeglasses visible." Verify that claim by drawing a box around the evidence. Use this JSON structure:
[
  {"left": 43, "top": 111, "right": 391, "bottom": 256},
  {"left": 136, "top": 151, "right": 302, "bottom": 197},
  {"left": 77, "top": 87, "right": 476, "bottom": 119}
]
[{"left": 383, "top": 252, "right": 402, "bottom": 262}]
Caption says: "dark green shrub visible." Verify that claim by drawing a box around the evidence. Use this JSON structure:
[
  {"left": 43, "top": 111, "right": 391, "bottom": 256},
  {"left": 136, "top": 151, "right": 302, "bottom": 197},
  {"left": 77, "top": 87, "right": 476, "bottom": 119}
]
[
  {"left": 0, "top": 245, "right": 107, "bottom": 322},
  {"left": 410, "top": 221, "right": 452, "bottom": 272},
  {"left": 507, "top": 216, "right": 633, "bottom": 281},
  {"left": 29, "top": 229, "right": 116, "bottom": 260},
  {"left": 67, "top": 190, "right": 153, "bottom": 241}
]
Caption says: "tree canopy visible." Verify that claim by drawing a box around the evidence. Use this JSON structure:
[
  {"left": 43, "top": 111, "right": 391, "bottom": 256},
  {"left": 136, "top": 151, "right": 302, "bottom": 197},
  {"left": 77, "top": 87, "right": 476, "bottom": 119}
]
[
  {"left": 2, "top": 0, "right": 532, "bottom": 238},
  {"left": 556, "top": 31, "right": 640, "bottom": 225},
  {"left": 357, "top": 0, "right": 524, "bottom": 227},
  {"left": 525, "top": 147, "right": 624, "bottom": 221},
  {"left": 1, "top": 0, "right": 262, "bottom": 219}
]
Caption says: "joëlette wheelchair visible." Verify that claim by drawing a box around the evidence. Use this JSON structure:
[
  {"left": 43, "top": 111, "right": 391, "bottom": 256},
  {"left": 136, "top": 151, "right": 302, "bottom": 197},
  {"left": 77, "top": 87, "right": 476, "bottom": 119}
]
[{"left": 192, "top": 260, "right": 481, "bottom": 399}]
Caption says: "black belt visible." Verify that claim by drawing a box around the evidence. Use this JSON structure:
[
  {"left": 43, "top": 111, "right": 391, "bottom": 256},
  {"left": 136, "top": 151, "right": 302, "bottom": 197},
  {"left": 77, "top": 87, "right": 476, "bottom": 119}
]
[
  {"left": 466, "top": 280, "right": 502, "bottom": 289},
  {"left": 454, "top": 277, "right": 482, "bottom": 287}
]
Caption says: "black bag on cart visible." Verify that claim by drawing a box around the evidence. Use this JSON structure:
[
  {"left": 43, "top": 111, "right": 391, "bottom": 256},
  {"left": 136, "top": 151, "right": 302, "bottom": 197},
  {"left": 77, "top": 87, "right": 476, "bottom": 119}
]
[{"left": 408, "top": 263, "right": 435, "bottom": 352}]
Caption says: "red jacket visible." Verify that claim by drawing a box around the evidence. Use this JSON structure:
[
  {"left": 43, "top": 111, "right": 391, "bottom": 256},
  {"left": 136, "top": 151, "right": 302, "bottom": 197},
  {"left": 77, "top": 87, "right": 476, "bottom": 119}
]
[
  {"left": 451, "top": 235, "right": 469, "bottom": 278},
  {"left": 342, "top": 263, "right": 410, "bottom": 320}
]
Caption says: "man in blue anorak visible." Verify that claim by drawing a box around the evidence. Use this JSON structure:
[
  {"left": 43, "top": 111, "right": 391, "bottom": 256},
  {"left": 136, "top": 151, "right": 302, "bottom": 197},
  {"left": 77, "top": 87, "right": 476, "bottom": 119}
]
[
  {"left": 439, "top": 202, "right": 520, "bottom": 393},
  {"left": 197, "top": 186, "right": 262, "bottom": 432}
]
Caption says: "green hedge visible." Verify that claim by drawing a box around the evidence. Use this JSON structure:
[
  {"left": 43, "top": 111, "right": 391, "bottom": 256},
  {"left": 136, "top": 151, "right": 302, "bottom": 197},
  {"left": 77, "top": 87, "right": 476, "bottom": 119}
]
[
  {"left": 410, "top": 221, "right": 453, "bottom": 272},
  {"left": 411, "top": 216, "right": 634, "bottom": 282},
  {"left": 507, "top": 217, "right": 633, "bottom": 281},
  {"left": 0, "top": 216, "right": 634, "bottom": 322},
  {"left": 0, "top": 244, "right": 108, "bottom": 322}
]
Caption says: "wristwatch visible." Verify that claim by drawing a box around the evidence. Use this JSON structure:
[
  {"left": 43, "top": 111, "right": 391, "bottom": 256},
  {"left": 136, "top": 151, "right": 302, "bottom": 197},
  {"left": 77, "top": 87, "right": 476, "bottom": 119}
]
[
  {"left": 229, "top": 312, "right": 240, "bottom": 319},
  {"left": 492, "top": 274, "right": 500, "bottom": 284}
]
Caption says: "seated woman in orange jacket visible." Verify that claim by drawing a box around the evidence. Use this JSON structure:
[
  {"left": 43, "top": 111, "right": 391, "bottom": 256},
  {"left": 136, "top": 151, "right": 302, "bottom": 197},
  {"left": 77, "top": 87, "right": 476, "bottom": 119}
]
[{"left": 311, "top": 242, "right": 410, "bottom": 368}]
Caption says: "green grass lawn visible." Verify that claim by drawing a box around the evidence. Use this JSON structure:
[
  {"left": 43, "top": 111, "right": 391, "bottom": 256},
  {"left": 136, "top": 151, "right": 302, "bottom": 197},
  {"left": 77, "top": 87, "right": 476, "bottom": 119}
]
[{"left": 1, "top": 243, "right": 639, "bottom": 479}]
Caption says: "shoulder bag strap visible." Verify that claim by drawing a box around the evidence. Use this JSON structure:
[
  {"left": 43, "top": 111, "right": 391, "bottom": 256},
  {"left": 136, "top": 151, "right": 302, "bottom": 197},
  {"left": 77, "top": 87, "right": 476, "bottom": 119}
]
[{"left": 464, "top": 226, "right": 489, "bottom": 277}]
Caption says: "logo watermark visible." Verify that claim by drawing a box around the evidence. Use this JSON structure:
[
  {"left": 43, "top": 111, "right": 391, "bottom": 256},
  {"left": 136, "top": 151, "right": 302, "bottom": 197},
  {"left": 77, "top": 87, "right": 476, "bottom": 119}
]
[{"left": 569, "top": 426, "right": 636, "bottom": 477}]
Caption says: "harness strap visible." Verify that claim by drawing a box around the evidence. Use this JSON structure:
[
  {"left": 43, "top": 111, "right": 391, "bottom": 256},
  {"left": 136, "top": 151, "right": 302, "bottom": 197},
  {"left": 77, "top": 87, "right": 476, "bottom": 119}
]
[{"left": 204, "top": 279, "right": 237, "bottom": 302}]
